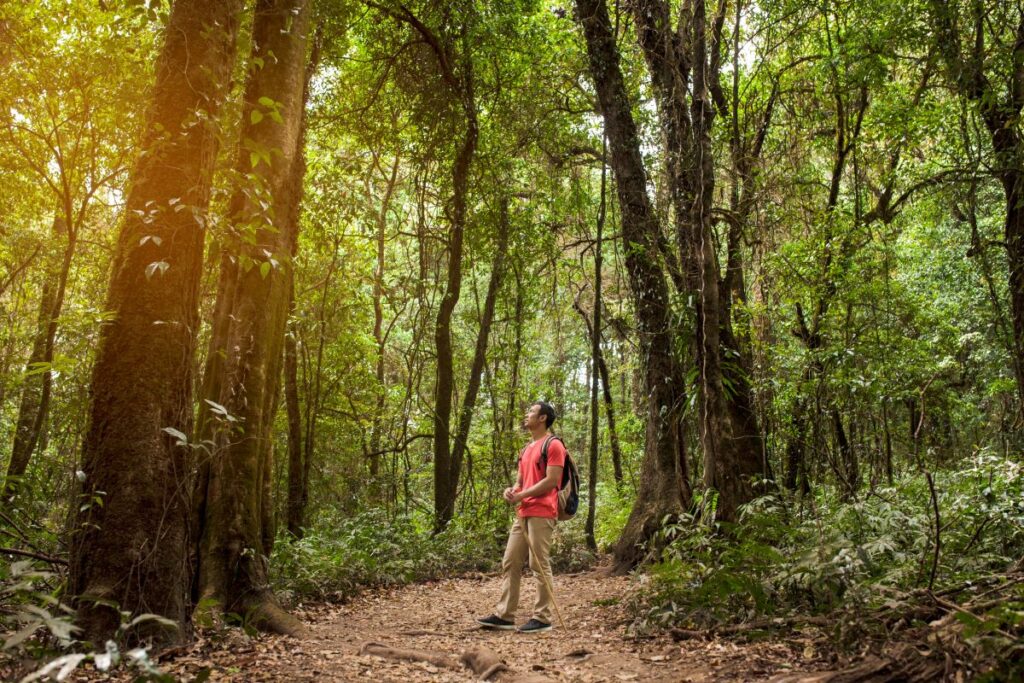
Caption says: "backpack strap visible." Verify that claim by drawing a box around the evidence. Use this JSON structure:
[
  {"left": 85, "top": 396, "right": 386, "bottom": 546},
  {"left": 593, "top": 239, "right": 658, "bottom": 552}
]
[{"left": 540, "top": 435, "right": 560, "bottom": 469}]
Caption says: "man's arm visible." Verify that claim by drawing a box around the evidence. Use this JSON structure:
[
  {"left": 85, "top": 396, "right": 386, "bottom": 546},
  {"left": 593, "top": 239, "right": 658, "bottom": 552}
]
[{"left": 512, "top": 465, "right": 563, "bottom": 503}]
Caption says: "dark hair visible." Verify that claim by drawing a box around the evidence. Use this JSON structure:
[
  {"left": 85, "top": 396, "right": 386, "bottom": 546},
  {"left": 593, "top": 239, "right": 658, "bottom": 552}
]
[{"left": 532, "top": 401, "right": 557, "bottom": 429}]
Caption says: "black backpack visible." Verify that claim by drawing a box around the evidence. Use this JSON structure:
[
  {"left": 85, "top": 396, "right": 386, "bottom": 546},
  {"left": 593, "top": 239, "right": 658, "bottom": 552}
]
[{"left": 540, "top": 436, "right": 580, "bottom": 521}]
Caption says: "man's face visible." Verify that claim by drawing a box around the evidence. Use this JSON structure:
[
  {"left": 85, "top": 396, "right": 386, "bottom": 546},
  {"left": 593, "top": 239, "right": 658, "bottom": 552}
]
[{"left": 523, "top": 404, "right": 545, "bottom": 431}]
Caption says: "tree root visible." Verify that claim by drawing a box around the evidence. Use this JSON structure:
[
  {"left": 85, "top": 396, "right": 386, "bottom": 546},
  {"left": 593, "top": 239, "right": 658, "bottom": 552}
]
[
  {"left": 247, "top": 596, "right": 307, "bottom": 638},
  {"left": 360, "top": 641, "right": 460, "bottom": 670},
  {"left": 461, "top": 646, "right": 508, "bottom": 679},
  {"left": 362, "top": 641, "right": 556, "bottom": 681}
]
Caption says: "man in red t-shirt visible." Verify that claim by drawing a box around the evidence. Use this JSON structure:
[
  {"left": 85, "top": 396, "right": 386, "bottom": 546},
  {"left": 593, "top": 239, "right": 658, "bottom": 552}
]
[{"left": 477, "top": 401, "right": 565, "bottom": 633}]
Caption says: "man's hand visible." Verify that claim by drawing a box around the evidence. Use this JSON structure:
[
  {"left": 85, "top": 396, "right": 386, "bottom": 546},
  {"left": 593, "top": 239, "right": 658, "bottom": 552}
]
[{"left": 503, "top": 487, "right": 516, "bottom": 503}]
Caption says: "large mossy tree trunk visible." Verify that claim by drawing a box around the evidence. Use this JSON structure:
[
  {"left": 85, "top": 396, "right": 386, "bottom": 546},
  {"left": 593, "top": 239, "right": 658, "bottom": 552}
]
[
  {"left": 69, "top": 0, "right": 242, "bottom": 644},
  {"left": 194, "top": 0, "right": 310, "bottom": 637},
  {"left": 630, "top": 0, "right": 765, "bottom": 524},
  {"left": 576, "top": 0, "right": 691, "bottom": 572}
]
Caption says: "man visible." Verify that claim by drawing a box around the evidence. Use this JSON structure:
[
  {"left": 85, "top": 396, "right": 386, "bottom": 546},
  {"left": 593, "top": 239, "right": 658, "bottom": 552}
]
[{"left": 477, "top": 401, "right": 565, "bottom": 633}]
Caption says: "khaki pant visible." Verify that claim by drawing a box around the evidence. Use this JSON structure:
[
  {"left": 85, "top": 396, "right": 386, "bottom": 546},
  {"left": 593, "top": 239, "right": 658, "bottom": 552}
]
[{"left": 495, "top": 516, "right": 556, "bottom": 624}]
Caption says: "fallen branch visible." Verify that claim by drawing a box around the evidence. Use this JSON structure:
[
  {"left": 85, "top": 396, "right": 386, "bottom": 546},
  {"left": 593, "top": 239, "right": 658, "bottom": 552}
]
[
  {"left": 0, "top": 546, "right": 68, "bottom": 566},
  {"left": 929, "top": 592, "right": 1017, "bottom": 640}
]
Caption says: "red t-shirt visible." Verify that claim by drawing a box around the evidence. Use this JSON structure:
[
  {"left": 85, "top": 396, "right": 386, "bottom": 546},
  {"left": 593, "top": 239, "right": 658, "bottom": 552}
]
[{"left": 517, "top": 436, "right": 566, "bottom": 519}]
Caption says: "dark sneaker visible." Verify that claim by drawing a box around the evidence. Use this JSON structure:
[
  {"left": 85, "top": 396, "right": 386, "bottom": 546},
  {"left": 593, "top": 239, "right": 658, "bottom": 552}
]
[
  {"left": 476, "top": 614, "right": 516, "bottom": 630},
  {"left": 517, "top": 618, "right": 552, "bottom": 633}
]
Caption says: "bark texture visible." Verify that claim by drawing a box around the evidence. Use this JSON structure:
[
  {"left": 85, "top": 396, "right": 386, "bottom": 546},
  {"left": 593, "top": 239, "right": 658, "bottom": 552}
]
[
  {"left": 576, "top": 0, "right": 691, "bottom": 571},
  {"left": 194, "top": 0, "right": 310, "bottom": 637},
  {"left": 70, "top": 0, "right": 242, "bottom": 643},
  {"left": 630, "top": 0, "right": 765, "bottom": 523}
]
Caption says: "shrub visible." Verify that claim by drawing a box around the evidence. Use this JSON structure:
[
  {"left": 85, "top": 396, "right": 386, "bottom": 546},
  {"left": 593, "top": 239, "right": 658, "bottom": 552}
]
[
  {"left": 270, "top": 509, "right": 501, "bottom": 604},
  {"left": 628, "top": 454, "right": 1024, "bottom": 635}
]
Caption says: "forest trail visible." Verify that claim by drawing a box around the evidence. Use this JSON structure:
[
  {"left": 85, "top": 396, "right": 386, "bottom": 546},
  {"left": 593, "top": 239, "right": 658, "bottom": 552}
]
[{"left": 127, "top": 569, "right": 828, "bottom": 682}]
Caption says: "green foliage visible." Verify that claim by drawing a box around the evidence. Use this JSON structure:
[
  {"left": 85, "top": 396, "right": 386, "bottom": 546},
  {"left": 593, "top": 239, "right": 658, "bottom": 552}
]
[
  {"left": 270, "top": 509, "right": 501, "bottom": 603},
  {"left": 629, "top": 456, "right": 1024, "bottom": 635},
  {"left": 0, "top": 559, "right": 175, "bottom": 682},
  {"left": 549, "top": 520, "right": 599, "bottom": 573},
  {"left": 592, "top": 480, "right": 632, "bottom": 549}
]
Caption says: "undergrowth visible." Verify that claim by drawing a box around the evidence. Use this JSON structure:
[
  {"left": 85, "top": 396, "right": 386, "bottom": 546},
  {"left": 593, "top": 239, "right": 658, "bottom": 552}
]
[
  {"left": 271, "top": 506, "right": 603, "bottom": 604},
  {"left": 271, "top": 509, "right": 501, "bottom": 604},
  {"left": 0, "top": 560, "right": 174, "bottom": 682},
  {"left": 627, "top": 452, "right": 1024, "bottom": 676}
]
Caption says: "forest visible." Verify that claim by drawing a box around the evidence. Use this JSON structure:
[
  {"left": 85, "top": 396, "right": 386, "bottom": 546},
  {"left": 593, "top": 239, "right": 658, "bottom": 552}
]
[{"left": 1, "top": 0, "right": 1023, "bottom": 680}]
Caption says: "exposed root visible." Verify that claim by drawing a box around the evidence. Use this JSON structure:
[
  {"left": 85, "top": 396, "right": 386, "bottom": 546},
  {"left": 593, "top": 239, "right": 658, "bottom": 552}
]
[
  {"left": 359, "top": 641, "right": 460, "bottom": 669},
  {"left": 249, "top": 599, "right": 307, "bottom": 637},
  {"left": 460, "top": 646, "right": 508, "bottom": 679}
]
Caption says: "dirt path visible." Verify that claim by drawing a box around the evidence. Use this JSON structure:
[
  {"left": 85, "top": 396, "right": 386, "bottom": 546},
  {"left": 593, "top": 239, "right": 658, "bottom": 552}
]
[{"left": 134, "top": 569, "right": 826, "bottom": 682}]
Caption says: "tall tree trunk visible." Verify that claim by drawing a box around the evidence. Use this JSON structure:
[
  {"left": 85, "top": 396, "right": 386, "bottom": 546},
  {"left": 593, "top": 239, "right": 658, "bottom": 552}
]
[
  {"left": 429, "top": 28, "right": 478, "bottom": 532},
  {"left": 284, "top": 314, "right": 304, "bottom": 537},
  {"left": 369, "top": 154, "right": 400, "bottom": 495},
  {"left": 576, "top": 0, "right": 691, "bottom": 572},
  {"left": 629, "top": 0, "right": 765, "bottom": 523},
  {"left": 833, "top": 408, "right": 859, "bottom": 499},
  {"left": 3, "top": 214, "right": 74, "bottom": 500},
  {"left": 194, "top": 0, "right": 309, "bottom": 637},
  {"left": 586, "top": 139, "right": 607, "bottom": 551},
  {"left": 573, "top": 301, "right": 625, "bottom": 488},
  {"left": 448, "top": 197, "right": 509, "bottom": 516},
  {"left": 69, "top": 0, "right": 242, "bottom": 644}
]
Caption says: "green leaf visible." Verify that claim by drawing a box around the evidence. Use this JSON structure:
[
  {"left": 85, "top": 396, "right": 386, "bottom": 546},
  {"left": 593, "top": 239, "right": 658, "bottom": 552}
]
[
  {"left": 259, "top": 261, "right": 271, "bottom": 279},
  {"left": 258, "top": 96, "right": 275, "bottom": 107},
  {"left": 250, "top": 109, "right": 263, "bottom": 125}
]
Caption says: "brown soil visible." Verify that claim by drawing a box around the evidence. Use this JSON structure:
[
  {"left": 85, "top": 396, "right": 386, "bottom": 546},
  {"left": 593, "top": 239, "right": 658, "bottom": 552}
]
[{"left": 77, "top": 569, "right": 832, "bottom": 681}]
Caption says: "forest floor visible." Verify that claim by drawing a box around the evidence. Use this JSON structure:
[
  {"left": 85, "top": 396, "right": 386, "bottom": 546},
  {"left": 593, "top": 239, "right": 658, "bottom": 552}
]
[{"left": 76, "top": 566, "right": 838, "bottom": 682}]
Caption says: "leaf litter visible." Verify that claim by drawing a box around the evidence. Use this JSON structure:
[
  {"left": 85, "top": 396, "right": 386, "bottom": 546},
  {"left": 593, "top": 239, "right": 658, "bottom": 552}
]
[{"left": 74, "top": 567, "right": 827, "bottom": 681}]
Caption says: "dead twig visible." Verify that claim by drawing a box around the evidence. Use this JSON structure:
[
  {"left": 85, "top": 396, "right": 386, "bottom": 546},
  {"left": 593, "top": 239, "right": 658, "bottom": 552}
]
[{"left": 0, "top": 546, "right": 67, "bottom": 566}]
